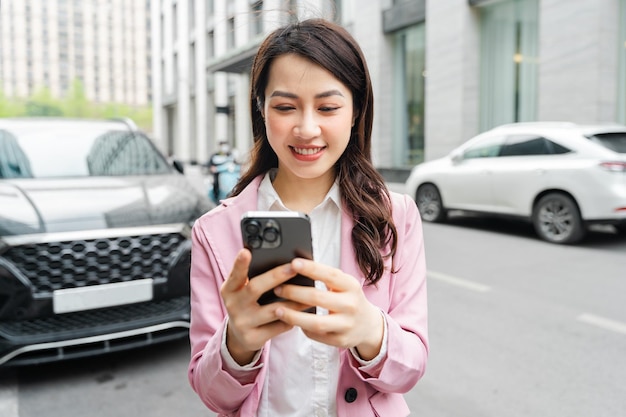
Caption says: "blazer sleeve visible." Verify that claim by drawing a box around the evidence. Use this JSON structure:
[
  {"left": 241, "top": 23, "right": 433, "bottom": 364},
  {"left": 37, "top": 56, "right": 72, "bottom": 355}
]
[
  {"left": 187, "top": 215, "right": 267, "bottom": 414},
  {"left": 349, "top": 193, "right": 429, "bottom": 393}
]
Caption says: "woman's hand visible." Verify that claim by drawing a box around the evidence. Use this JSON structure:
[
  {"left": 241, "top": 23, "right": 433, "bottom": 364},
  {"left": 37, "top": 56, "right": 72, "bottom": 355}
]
[
  {"left": 220, "top": 249, "right": 311, "bottom": 365},
  {"left": 273, "top": 258, "right": 384, "bottom": 361}
]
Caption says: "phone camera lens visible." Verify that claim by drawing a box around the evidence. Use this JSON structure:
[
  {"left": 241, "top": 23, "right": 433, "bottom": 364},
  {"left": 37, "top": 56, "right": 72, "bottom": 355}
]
[
  {"left": 247, "top": 236, "right": 263, "bottom": 249},
  {"left": 263, "top": 227, "right": 279, "bottom": 243},
  {"left": 245, "top": 220, "right": 261, "bottom": 236}
]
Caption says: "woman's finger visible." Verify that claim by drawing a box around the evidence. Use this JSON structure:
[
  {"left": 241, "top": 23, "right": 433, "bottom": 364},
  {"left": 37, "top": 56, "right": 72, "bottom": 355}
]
[
  {"left": 290, "top": 258, "right": 360, "bottom": 292},
  {"left": 221, "top": 249, "right": 252, "bottom": 293}
]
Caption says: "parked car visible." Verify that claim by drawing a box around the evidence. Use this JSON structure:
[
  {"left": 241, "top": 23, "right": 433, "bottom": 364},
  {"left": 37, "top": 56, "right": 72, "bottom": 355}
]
[
  {"left": 0, "top": 117, "right": 213, "bottom": 366},
  {"left": 406, "top": 122, "right": 626, "bottom": 244}
]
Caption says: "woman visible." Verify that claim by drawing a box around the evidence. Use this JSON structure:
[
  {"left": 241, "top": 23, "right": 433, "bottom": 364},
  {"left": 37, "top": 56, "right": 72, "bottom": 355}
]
[{"left": 188, "top": 18, "right": 428, "bottom": 417}]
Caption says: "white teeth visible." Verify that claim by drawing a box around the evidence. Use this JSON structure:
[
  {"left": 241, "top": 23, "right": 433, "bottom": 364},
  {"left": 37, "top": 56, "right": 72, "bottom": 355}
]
[{"left": 293, "top": 147, "right": 322, "bottom": 155}]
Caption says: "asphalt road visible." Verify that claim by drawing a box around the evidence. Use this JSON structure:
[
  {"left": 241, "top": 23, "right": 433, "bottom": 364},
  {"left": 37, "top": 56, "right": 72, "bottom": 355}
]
[{"left": 1, "top": 213, "right": 625, "bottom": 416}]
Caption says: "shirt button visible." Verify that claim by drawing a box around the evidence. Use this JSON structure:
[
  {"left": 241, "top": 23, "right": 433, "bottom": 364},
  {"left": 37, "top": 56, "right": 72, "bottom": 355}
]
[
  {"left": 314, "top": 359, "right": 326, "bottom": 371},
  {"left": 344, "top": 387, "right": 358, "bottom": 403},
  {"left": 315, "top": 408, "right": 327, "bottom": 417}
]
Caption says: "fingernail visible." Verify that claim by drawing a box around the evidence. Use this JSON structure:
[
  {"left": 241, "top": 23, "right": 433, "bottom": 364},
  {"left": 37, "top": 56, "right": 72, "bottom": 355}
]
[
  {"left": 275, "top": 307, "right": 284, "bottom": 318},
  {"left": 282, "top": 264, "right": 293, "bottom": 274},
  {"left": 274, "top": 286, "right": 282, "bottom": 295},
  {"left": 292, "top": 259, "right": 303, "bottom": 269}
]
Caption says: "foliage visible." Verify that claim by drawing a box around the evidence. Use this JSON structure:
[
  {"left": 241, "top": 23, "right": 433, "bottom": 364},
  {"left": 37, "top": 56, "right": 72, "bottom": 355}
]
[{"left": 0, "top": 80, "right": 153, "bottom": 131}]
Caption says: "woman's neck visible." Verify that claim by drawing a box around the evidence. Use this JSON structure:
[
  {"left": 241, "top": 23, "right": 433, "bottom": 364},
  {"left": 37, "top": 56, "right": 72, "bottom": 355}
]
[{"left": 271, "top": 170, "right": 335, "bottom": 214}]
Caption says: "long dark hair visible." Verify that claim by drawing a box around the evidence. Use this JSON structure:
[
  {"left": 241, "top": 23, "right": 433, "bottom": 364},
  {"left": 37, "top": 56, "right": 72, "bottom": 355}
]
[{"left": 232, "top": 18, "right": 397, "bottom": 285}]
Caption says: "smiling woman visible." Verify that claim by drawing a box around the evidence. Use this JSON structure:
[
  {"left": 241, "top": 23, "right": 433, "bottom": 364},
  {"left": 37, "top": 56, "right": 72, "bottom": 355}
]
[{"left": 187, "top": 18, "right": 429, "bottom": 417}]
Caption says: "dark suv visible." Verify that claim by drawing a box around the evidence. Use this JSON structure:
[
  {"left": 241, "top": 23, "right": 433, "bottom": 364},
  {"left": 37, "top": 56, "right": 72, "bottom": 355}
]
[{"left": 0, "top": 117, "right": 213, "bottom": 366}]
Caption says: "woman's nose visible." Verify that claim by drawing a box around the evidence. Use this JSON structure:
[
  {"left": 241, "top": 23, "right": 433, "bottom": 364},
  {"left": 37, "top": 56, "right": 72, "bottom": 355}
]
[{"left": 293, "top": 111, "right": 321, "bottom": 139}]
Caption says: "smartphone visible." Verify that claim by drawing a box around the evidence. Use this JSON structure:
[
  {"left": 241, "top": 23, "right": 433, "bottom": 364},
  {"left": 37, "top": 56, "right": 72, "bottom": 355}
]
[{"left": 241, "top": 211, "right": 315, "bottom": 308}]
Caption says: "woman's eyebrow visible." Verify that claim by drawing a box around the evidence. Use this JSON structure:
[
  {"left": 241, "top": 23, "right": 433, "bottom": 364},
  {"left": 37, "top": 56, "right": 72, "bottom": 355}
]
[
  {"left": 315, "top": 89, "right": 345, "bottom": 99},
  {"left": 269, "top": 89, "right": 345, "bottom": 99}
]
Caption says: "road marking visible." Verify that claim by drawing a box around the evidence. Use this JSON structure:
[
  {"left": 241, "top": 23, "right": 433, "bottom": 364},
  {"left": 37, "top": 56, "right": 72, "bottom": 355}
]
[
  {"left": 577, "top": 313, "right": 626, "bottom": 335},
  {"left": 0, "top": 375, "right": 18, "bottom": 417},
  {"left": 427, "top": 270, "right": 492, "bottom": 292}
]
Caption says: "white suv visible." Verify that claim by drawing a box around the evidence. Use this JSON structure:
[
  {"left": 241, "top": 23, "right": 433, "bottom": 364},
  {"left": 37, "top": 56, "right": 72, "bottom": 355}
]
[{"left": 405, "top": 122, "right": 626, "bottom": 244}]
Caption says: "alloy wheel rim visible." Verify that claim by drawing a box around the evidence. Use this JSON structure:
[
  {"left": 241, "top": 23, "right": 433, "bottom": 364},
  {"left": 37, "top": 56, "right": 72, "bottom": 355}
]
[
  {"left": 538, "top": 200, "right": 574, "bottom": 241},
  {"left": 418, "top": 188, "right": 440, "bottom": 221}
]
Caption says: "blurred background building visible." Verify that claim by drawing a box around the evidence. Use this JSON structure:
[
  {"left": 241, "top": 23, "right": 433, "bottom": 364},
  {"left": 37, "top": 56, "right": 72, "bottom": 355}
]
[
  {"left": 151, "top": 0, "right": 626, "bottom": 180},
  {"left": 2, "top": 0, "right": 625, "bottom": 180},
  {"left": 0, "top": 0, "right": 151, "bottom": 107}
]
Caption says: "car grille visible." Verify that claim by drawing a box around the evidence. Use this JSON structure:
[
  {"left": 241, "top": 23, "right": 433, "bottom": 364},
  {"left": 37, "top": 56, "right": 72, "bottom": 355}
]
[
  {"left": 2, "top": 232, "right": 186, "bottom": 296},
  {"left": 0, "top": 296, "right": 189, "bottom": 339}
]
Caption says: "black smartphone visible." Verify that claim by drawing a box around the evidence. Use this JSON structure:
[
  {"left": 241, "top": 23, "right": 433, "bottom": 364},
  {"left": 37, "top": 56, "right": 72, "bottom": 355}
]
[{"left": 241, "top": 211, "right": 315, "bottom": 308}]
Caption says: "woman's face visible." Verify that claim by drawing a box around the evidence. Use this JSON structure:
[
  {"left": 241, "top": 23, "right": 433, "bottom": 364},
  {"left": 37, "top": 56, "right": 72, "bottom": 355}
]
[{"left": 262, "top": 53, "right": 353, "bottom": 186}]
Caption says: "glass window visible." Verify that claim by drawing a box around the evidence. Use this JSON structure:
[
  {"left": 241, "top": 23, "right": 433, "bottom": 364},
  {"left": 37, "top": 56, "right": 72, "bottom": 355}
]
[
  {"left": 393, "top": 23, "right": 426, "bottom": 167},
  {"left": 478, "top": 0, "right": 539, "bottom": 130},
  {"left": 0, "top": 125, "right": 170, "bottom": 178},
  {"left": 227, "top": 17, "right": 235, "bottom": 49},
  {"left": 498, "top": 134, "right": 573, "bottom": 156},
  {"left": 588, "top": 133, "right": 626, "bottom": 154},
  {"left": 618, "top": 0, "right": 626, "bottom": 124},
  {"left": 250, "top": 1, "right": 264, "bottom": 37},
  {"left": 463, "top": 136, "right": 504, "bottom": 159}
]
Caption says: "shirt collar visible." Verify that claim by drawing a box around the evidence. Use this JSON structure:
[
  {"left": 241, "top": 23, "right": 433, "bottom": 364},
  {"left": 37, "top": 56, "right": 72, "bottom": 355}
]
[{"left": 258, "top": 169, "right": 341, "bottom": 212}]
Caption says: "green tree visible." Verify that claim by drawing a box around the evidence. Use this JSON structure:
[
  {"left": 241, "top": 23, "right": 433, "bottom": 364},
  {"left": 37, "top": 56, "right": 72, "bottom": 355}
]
[
  {"left": 0, "top": 78, "right": 152, "bottom": 131},
  {"left": 0, "top": 89, "right": 26, "bottom": 117},
  {"left": 62, "top": 79, "right": 90, "bottom": 117},
  {"left": 25, "top": 86, "right": 64, "bottom": 116}
]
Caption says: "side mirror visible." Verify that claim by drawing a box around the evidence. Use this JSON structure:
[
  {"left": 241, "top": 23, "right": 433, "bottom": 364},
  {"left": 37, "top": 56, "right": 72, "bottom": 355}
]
[
  {"left": 450, "top": 150, "right": 464, "bottom": 165},
  {"left": 172, "top": 159, "right": 185, "bottom": 174}
]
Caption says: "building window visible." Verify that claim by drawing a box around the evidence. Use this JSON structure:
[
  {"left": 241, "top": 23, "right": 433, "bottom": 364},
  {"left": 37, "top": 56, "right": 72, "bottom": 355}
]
[
  {"left": 288, "top": 0, "right": 299, "bottom": 23},
  {"left": 207, "top": 30, "right": 214, "bottom": 59},
  {"left": 189, "top": 0, "right": 195, "bottom": 31},
  {"left": 478, "top": 0, "right": 538, "bottom": 130},
  {"left": 618, "top": 0, "right": 626, "bottom": 124},
  {"left": 250, "top": 1, "right": 264, "bottom": 37},
  {"left": 323, "top": 0, "right": 342, "bottom": 23},
  {"left": 227, "top": 17, "right": 235, "bottom": 49},
  {"left": 393, "top": 23, "right": 426, "bottom": 167}
]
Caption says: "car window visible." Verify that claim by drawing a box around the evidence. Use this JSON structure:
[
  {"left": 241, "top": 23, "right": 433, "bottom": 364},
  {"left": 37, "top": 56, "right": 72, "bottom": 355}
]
[
  {"left": 0, "top": 127, "right": 171, "bottom": 178},
  {"left": 0, "top": 130, "right": 34, "bottom": 178},
  {"left": 463, "top": 136, "right": 504, "bottom": 159},
  {"left": 587, "top": 132, "right": 626, "bottom": 154},
  {"left": 499, "top": 134, "right": 571, "bottom": 156}
]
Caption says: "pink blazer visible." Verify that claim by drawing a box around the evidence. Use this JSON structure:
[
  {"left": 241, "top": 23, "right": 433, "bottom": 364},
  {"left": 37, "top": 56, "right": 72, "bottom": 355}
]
[{"left": 188, "top": 176, "right": 429, "bottom": 417}]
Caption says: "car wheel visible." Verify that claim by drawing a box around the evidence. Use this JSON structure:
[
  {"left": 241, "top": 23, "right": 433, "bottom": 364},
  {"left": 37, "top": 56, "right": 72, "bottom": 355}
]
[
  {"left": 416, "top": 184, "right": 447, "bottom": 222},
  {"left": 532, "top": 193, "right": 585, "bottom": 244}
]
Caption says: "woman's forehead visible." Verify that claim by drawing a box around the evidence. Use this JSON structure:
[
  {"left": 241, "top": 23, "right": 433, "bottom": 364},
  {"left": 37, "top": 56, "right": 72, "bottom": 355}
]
[{"left": 265, "top": 54, "right": 350, "bottom": 95}]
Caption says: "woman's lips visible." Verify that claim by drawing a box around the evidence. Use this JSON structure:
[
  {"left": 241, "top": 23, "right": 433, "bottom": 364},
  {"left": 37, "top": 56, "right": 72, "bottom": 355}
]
[{"left": 290, "top": 146, "right": 325, "bottom": 161}]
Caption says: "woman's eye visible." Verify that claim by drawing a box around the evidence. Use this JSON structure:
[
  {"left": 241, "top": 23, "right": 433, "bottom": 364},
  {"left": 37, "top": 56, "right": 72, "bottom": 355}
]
[
  {"left": 274, "top": 105, "right": 295, "bottom": 112},
  {"left": 319, "top": 106, "right": 339, "bottom": 112}
]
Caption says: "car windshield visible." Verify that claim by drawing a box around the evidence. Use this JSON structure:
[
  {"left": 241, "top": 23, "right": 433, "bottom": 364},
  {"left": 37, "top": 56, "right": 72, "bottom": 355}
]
[
  {"left": 0, "top": 125, "right": 171, "bottom": 179},
  {"left": 587, "top": 132, "right": 626, "bottom": 154}
]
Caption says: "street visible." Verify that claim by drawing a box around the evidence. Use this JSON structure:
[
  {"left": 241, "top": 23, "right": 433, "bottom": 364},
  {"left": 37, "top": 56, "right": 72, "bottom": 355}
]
[{"left": 1, "top": 216, "right": 625, "bottom": 416}]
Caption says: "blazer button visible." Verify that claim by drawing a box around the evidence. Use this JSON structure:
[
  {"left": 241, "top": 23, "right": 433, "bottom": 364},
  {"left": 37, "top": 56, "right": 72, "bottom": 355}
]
[{"left": 344, "top": 387, "right": 358, "bottom": 403}]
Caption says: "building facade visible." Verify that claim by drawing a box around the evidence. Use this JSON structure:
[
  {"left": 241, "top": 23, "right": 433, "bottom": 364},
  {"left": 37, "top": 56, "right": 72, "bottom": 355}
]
[
  {"left": 151, "top": 0, "right": 626, "bottom": 178},
  {"left": 0, "top": 0, "right": 151, "bottom": 106}
]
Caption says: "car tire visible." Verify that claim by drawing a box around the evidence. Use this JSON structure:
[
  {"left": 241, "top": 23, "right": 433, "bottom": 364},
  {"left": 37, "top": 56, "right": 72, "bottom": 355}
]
[
  {"left": 614, "top": 222, "right": 626, "bottom": 235},
  {"left": 532, "top": 193, "right": 585, "bottom": 244},
  {"left": 416, "top": 184, "right": 447, "bottom": 222}
]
